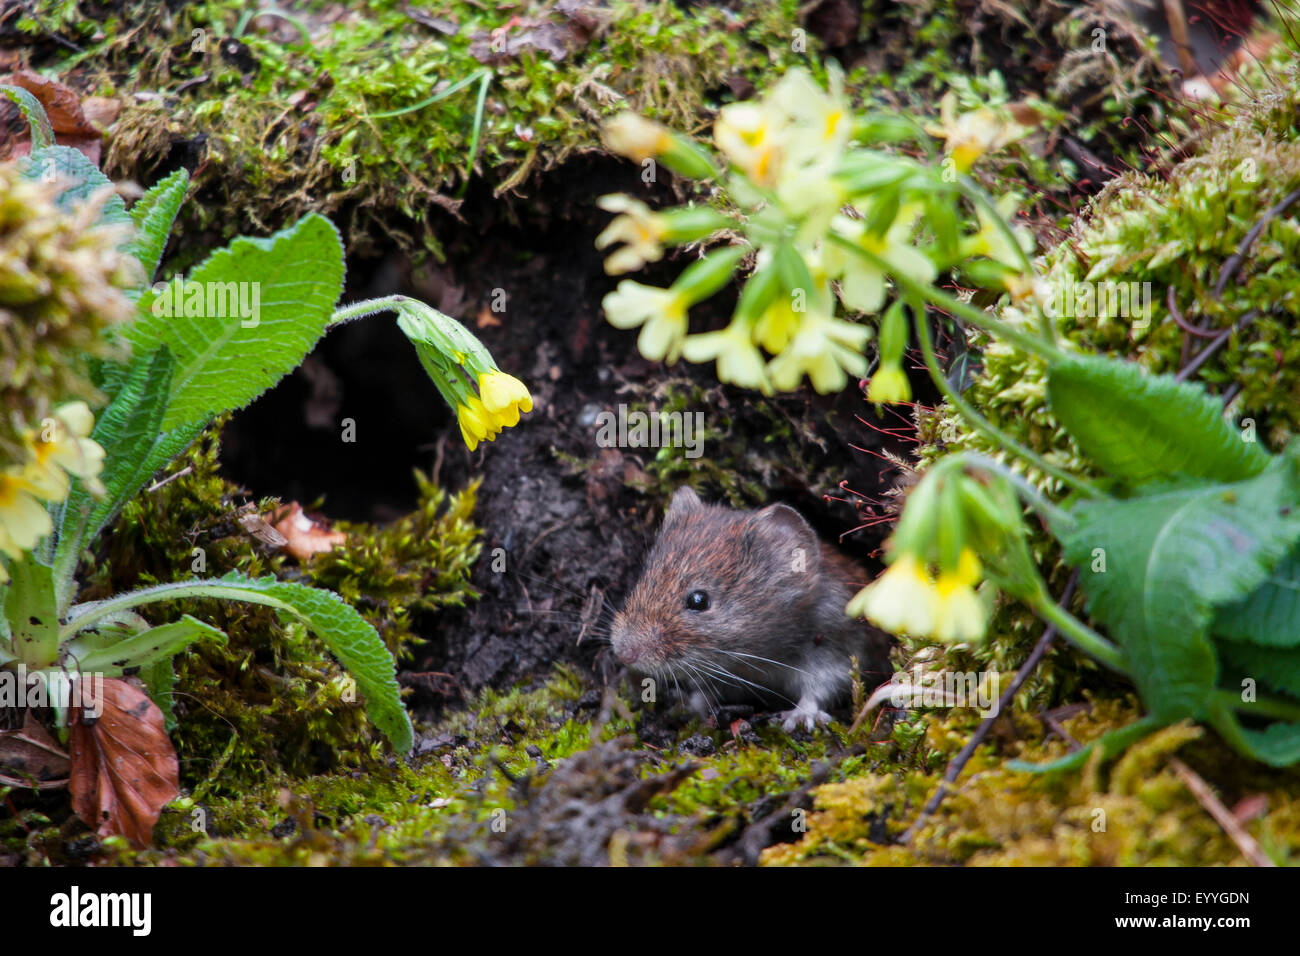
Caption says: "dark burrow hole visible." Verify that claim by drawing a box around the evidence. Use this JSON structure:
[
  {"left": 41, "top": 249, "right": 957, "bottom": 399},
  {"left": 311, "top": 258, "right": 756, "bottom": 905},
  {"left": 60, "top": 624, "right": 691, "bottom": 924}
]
[{"left": 217, "top": 296, "right": 450, "bottom": 523}]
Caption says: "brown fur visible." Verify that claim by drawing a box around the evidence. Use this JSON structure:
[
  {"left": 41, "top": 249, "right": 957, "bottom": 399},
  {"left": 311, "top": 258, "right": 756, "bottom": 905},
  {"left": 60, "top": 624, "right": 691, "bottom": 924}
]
[{"left": 612, "top": 487, "right": 893, "bottom": 728}]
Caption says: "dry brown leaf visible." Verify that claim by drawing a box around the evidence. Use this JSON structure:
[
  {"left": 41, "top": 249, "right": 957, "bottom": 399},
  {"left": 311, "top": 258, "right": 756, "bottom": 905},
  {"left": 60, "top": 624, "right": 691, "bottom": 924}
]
[
  {"left": 0, "top": 70, "right": 103, "bottom": 164},
  {"left": 0, "top": 711, "right": 70, "bottom": 790},
  {"left": 272, "top": 501, "right": 347, "bottom": 561},
  {"left": 69, "top": 678, "right": 179, "bottom": 848}
]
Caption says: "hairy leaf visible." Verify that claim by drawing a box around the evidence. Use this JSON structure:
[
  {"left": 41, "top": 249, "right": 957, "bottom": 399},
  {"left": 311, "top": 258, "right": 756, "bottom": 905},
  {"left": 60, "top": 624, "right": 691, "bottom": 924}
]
[
  {"left": 65, "top": 614, "right": 225, "bottom": 675},
  {"left": 128, "top": 213, "right": 345, "bottom": 431},
  {"left": 1214, "top": 547, "right": 1300, "bottom": 648},
  {"left": 1047, "top": 355, "right": 1270, "bottom": 486},
  {"left": 3, "top": 555, "right": 58, "bottom": 669},
  {"left": 53, "top": 349, "right": 175, "bottom": 600},
  {"left": 67, "top": 573, "right": 413, "bottom": 753},
  {"left": 1060, "top": 448, "right": 1300, "bottom": 719},
  {"left": 21, "top": 144, "right": 129, "bottom": 226},
  {"left": 126, "top": 168, "right": 189, "bottom": 291}
]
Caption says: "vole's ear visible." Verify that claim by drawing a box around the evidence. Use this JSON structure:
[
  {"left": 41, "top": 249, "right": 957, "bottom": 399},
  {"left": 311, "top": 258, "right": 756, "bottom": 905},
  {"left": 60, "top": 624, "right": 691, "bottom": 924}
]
[
  {"left": 666, "top": 486, "right": 704, "bottom": 521},
  {"left": 744, "top": 504, "right": 821, "bottom": 576}
]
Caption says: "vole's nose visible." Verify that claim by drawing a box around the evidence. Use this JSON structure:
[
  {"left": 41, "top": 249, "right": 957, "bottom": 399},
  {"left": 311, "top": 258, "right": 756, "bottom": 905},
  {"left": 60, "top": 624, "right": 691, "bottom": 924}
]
[{"left": 611, "top": 618, "right": 656, "bottom": 667}]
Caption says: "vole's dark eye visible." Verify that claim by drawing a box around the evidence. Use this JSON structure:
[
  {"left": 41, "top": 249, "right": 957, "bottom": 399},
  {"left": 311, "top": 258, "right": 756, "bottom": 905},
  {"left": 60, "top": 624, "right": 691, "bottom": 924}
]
[{"left": 685, "top": 589, "right": 710, "bottom": 612}]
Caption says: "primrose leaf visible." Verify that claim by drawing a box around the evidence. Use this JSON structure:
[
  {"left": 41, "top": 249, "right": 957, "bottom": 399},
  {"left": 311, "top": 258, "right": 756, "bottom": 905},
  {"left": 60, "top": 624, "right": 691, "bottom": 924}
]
[
  {"left": 126, "top": 168, "right": 189, "bottom": 291},
  {"left": 53, "top": 348, "right": 176, "bottom": 597},
  {"left": 1213, "top": 547, "right": 1300, "bottom": 648},
  {"left": 67, "top": 573, "right": 413, "bottom": 753},
  {"left": 1047, "top": 355, "right": 1270, "bottom": 486},
  {"left": 3, "top": 555, "right": 58, "bottom": 669},
  {"left": 1209, "top": 701, "right": 1300, "bottom": 767},
  {"left": 65, "top": 614, "right": 225, "bottom": 675},
  {"left": 20, "top": 144, "right": 129, "bottom": 228},
  {"left": 1217, "top": 640, "right": 1300, "bottom": 699},
  {"left": 128, "top": 213, "right": 345, "bottom": 431},
  {"left": 0, "top": 84, "right": 54, "bottom": 147},
  {"left": 1058, "top": 446, "right": 1300, "bottom": 720}
]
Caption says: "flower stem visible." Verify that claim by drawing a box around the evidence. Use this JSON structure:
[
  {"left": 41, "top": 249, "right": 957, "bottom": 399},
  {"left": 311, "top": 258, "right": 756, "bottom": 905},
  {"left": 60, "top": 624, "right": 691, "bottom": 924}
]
[
  {"left": 955, "top": 451, "right": 1075, "bottom": 531},
  {"left": 911, "top": 303, "right": 1100, "bottom": 498},
  {"left": 1030, "top": 593, "right": 1127, "bottom": 673},
  {"left": 830, "top": 235, "right": 1061, "bottom": 362},
  {"left": 954, "top": 175, "right": 1057, "bottom": 347},
  {"left": 328, "top": 295, "right": 410, "bottom": 327}
]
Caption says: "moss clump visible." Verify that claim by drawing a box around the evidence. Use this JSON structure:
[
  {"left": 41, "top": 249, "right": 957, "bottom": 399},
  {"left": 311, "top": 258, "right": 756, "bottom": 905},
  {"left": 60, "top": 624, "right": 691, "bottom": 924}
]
[
  {"left": 39, "top": 0, "right": 813, "bottom": 259},
  {"left": 76, "top": 424, "right": 482, "bottom": 792},
  {"left": 763, "top": 698, "right": 1300, "bottom": 866},
  {"left": 0, "top": 161, "right": 136, "bottom": 465}
]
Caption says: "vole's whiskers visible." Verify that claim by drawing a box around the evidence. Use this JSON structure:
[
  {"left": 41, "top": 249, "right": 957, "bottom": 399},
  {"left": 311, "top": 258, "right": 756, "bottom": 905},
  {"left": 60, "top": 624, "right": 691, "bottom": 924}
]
[
  {"left": 713, "top": 648, "right": 813, "bottom": 677},
  {"left": 689, "top": 655, "right": 795, "bottom": 707}
]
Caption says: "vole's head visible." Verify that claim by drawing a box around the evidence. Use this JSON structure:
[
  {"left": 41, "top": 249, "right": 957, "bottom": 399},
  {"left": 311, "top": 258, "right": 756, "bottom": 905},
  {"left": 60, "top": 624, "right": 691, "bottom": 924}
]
[{"left": 611, "top": 487, "right": 822, "bottom": 673}]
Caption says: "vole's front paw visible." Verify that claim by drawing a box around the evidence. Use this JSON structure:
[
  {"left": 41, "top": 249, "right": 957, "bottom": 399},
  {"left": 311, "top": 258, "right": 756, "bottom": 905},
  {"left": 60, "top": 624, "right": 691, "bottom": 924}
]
[{"left": 779, "top": 700, "right": 832, "bottom": 733}]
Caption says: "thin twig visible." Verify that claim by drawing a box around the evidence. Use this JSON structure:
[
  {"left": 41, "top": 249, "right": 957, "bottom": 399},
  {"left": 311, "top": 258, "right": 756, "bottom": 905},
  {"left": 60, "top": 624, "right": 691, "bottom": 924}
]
[
  {"left": 1169, "top": 758, "right": 1276, "bottom": 867},
  {"left": 1166, "top": 286, "right": 1219, "bottom": 338},
  {"left": 1214, "top": 187, "right": 1300, "bottom": 298},
  {"left": 146, "top": 465, "right": 193, "bottom": 493},
  {"left": 1175, "top": 311, "right": 1258, "bottom": 382},
  {"left": 899, "top": 571, "right": 1079, "bottom": 845}
]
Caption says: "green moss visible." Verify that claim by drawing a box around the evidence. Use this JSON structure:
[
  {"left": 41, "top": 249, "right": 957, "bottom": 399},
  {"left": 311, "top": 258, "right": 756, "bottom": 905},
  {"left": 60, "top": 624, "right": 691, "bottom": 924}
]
[
  {"left": 763, "top": 698, "right": 1300, "bottom": 866},
  {"left": 74, "top": 423, "right": 482, "bottom": 792},
  {"left": 35, "top": 0, "right": 811, "bottom": 259}
]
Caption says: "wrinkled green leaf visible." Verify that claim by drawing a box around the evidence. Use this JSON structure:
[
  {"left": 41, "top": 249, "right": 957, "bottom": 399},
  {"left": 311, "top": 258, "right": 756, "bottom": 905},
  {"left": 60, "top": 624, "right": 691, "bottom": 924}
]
[
  {"left": 53, "top": 349, "right": 175, "bottom": 602},
  {"left": 3, "top": 556, "right": 58, "bottom": 669},
  {"left": 1214, "top": 547, "right": 1300, "bottom": 648},
  {"left": 1047, "top": 355, "right": 1270, "bottom": 486},
  {"left": 0, "top": 84, "right": 53, "bottom": 147},
  {"left": 67, "top": 573, "right": 412, "bottom": 753},
  {"left": 127, "top": 168, "right": 189, "bottom": 291},
  {"left": 64, "top": 614, "right": 224, "bottom": 675},
  {"left": 128, "top": 213, "right": 345, "bottom": 431},
  {"left": 1059, "top": 447, "right": 1300, "bottom": 720}
]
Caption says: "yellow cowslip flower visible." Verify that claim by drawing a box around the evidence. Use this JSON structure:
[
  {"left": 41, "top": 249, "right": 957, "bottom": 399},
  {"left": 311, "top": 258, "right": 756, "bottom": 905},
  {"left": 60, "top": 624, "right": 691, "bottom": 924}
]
[
  {"left": 925, "top": 93, "right": 1032, "bottom": 174},
  {"left": 0, "top": 469, "right": 53, "bottom": 562},
  {"left": 932, "top": 548, "right": 987, "bottom": 643},
  {"left": 766, "top": 312, "right": 870, "bottom": 393},
  {"left": 594, "top": 195, "right": 668, "bottom": 275},
  {"left": 960, "top": 194, "right": 1034, "bottom": 270},
  {"left": 768, "top": 67, "right": 852, "bottom": 170},
  {"left": 826, "top": 207, "right": 936, "bottom": 315},
  {"left": 457, "top": 395, "right": 500, "bottom": 452},
  {"left": 753, "top": 296, "right": 802, "bottom": 354},
  {"left": 23, "top": 401, "right": 106, "bottom": 501},
  {"left": 681, "top": 322, "right": 771, "bottom": 394},
  {"left": 602, "top": 113, "right": 674, "bottom": 162},
  {"left": 477, "top": 370, "right": 533, "bottom": 428},
  {"left": 714, "top": 101, "right": 785, "bottom": 188},
  {"left": 866, "top": 363, "right": 911, "bottom": 404},
  {"left": 602, "top": 280, "right": 690, "bottom": 363},
  {"left": 846, "top": 553, "right": 936, "bottom": 636}
]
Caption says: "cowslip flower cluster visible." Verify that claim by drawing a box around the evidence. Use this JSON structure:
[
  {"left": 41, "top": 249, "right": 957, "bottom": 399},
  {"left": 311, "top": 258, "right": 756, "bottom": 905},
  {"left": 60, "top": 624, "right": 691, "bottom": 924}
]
[
  {"left": 595, "top": 68, "right": 1038, "bottom": 398},
  {"left": 846, "top": 459, "right": 1036, "bottom": 644},
  {"left": 392, "top": 299, "right": 532, "bottom": 452},
  {"left": 0, "top": 402, "right": 105, "bottom": 581}
]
